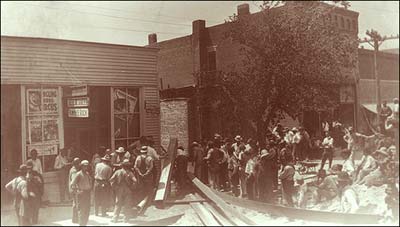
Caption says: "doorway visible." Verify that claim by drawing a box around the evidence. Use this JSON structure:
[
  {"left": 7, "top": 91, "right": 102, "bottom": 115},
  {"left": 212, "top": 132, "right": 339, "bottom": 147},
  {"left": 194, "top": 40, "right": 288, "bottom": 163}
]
[{"left": 75, "top": 128, "right": 95, "bottom": 162}]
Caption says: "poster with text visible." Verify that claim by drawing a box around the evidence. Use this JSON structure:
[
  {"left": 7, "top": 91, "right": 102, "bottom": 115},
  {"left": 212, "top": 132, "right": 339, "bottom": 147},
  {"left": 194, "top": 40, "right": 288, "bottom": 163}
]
[
  {"left": 27, "top": 144, "right": 58, "bottom": 156},
  {"left": 27, "top": 89, "right": 42, "bottom": 114},
  {"left": 43, "top": 118, "right": 59, "bottom": 142},
  {"left": 29, "top": 119, "right": 42, "bottom": 144},
  {"left": 42, "top": 88, "right": 59, "bottom": 114}
]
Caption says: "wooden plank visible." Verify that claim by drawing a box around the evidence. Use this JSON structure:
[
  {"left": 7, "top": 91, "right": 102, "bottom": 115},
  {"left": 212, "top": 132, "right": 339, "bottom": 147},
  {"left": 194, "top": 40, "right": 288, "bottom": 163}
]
[
  {"left": 165, "top": 199, "right": 208, "bottom": 205},
  {"left": 190, "top": 202, "right": 220, "bottom": 226},
  {"left": 189, "top": 174, "right": 255, "bottom": 226},
  {"left": 203, "top": 202, "right": 234, "bottom": 226},
  {"left": 154, "top": 137, "right": 178, "bottom": 204},
  {"left": 132, "top": 213, "right": 185, "bottom": 226},
  {"left": 212, "top": 188, "right": 382, "bottom": 225}
]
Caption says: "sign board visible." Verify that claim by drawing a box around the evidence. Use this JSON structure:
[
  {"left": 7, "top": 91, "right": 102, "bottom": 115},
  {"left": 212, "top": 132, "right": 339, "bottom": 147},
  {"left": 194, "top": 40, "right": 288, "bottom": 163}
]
[
  {"left": 68, "top": 108, "right": 89, "bottom": 118},
  {"left": 71, "top": 85, "right": 88, "bottom": 97},
  {"left": 67, "top": 97, "right": 90, "bottom": 108},
  {"left": 145, "top": 100, "right": 160, "bottom": 114},
  {"left": 27, "top": 144, "right": 58, "bottom": 156}
]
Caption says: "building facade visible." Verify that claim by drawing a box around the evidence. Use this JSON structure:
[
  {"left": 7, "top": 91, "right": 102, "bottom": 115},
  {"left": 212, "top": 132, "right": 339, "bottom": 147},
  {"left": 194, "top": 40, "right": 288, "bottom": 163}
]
[
  {"left": 1, "top": 36, "right": 160, "bottom": 202},
  {"left": 149, "top": 2, "right": 359, "bottom": 141}
]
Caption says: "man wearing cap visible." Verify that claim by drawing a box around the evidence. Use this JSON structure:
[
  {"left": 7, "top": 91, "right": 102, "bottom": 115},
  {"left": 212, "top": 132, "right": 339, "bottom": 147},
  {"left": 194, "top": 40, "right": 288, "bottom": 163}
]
[
  {"left": 231, "top": 135, "right": 244, "bottom": 157},
  {"left": 94, "top": 154, "right": 113, "bottom": 217},
  {"left": 110, "top": 159, "right": 137, "bottom": 223},
  {"left": 134, "top": 146, "right": 154, "bottom": 200},
  {"left": 5, "top": 164, "right": 29, "bottom": 225},
  {"left": 337, "top": 171, "right": 359, "bottom": 213},
  {"left": 69, "top": 157, "right": 80, "bottom": 224},
  {"left": 54, "top": 148, "right": 70, "bottom": 202},
  {"left": 26, "top": 160, "right": 44, "bottom": 224},
  {"left": 70, "top": 160, "right": 92, "bottom": 226}
]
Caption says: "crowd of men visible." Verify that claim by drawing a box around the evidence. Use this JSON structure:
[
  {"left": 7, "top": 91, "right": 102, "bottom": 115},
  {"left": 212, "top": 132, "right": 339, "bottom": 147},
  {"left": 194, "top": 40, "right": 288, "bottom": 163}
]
[
  {"left": 5, "top": 136, "right": 167, "bottom": 226},
  {"left": 4, "top": 98, "right": 399, "bottom": 225},
  {"left": 188, "top": 99, "right": 399, "bottom": 220}
]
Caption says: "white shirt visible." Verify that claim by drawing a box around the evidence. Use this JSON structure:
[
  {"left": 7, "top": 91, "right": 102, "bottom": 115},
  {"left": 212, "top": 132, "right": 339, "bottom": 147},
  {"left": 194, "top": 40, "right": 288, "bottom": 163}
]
[
  {"left": 340, "top": 186, "right": 359, "bottom": 213},
  {"left": 322, "top": 136, "right": 334, "bottom": 148},
  {"left": 29, "top": 158, "right": 43, "bottom": 174},
  {"left": 54, "top": 154, "right": 68, "bottom": 170},
  {"left": 284, "top": 131, "right": 295, "bottom": 144},
  {"left": 245, "top": 157, "right": 256, "bottom": 174},
  {"left": 293, "top": 132, "right": 301, "bottom": 144}
]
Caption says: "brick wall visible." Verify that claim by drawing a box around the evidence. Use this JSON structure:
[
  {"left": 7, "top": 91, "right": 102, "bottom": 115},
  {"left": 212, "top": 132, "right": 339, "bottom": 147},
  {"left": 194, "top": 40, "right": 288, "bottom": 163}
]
[{"left": 160, "top": 98, "right": 189, "bottom": 151}]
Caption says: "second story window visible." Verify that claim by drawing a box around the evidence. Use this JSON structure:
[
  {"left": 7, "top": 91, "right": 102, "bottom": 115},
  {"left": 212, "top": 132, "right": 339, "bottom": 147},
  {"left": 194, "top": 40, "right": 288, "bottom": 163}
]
[{"left": 207, "top": 46, "right": 217, "bottom": 71}]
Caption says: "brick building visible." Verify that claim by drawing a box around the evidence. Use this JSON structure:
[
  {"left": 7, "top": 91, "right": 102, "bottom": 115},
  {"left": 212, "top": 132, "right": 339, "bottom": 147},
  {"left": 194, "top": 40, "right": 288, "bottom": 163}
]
[{"left": 149, "top": 2, "right": 360, "bottom": 141}]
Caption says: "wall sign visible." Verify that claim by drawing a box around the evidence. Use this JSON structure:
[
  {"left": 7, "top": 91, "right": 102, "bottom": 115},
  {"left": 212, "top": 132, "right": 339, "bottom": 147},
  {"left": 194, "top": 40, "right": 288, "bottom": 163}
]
[
  {"left": 67, "top": 97, "right": 90, "bottom": 108},
  {"left": 27, "top": 144, "right": 58, "bottom": 156},
  {"left": 68, "top": 108, "right": 89, "bottom": 118},
  {"left": 71, "top": 85, "right": 88, "bottom": 97}
]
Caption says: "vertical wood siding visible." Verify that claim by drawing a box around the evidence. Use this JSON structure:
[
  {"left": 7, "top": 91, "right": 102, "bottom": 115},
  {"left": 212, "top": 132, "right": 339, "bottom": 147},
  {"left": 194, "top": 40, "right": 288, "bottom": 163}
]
[{"left": 144, "top": 86, "right": 161, "bottom": 149}]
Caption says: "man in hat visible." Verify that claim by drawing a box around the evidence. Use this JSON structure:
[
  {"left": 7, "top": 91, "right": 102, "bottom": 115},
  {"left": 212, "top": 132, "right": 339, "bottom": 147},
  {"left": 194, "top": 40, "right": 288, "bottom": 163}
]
[
  {"left": 313, "top": 169, "right": 338, "bottom": 204},
  {"left": 258, "top": 148, "right": 276, "bottom": 203},
  {"left": 231, "top": 135, "right": 244, "bottom": 157},
  {"left": 110, "top": 159, "right": 137, "bottom": 223},
  {"left": 175, "top": 146, "right": 189, "bottom": 194},
  {"left": 5, "top": 164, "right": 30, "bottom": 225},
  {"left": 26, "top": 160, "right": 44, "bottom": 224},
  {"left": 54, "top": 148, "right": 70, "bottom": 202},
  {"left": 69, "top": 157, "right": 80, "bottom": 224},
  {"left": 70, "top": 160, "right": 92, "bottom": 226},
  {"left": 204, "top": 141, "right": 224, "bottom": 191},
  {"left": 220, "top": 138, "right": 232, "bottom": 191},
  {"left": 111, "top": 147, "right": 127, "bottom": 170},
  {"left": 278, "top": 152, "right": 296, "bottom": 206},
  {"left": 94, "top": 154, "right": 113, "bottom": 217},
  {"left": 192, "top": 142, "right": 206, "bottom": 183},
  {"left": 134, "top": 146, "right": 154, "bottom": 200},
  {"left": 354, "top": 148, "right": 378, "bottom": 184},
  {"left": 360, "top": 147, "right": 390, "bottom": 186},
  {"left": 337, "top": 171, "right": 359, "bottom": 213}
]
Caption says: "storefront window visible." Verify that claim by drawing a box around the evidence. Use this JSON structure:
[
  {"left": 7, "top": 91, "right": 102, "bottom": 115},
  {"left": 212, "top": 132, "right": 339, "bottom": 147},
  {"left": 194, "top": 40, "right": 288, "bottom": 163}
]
[
  {"left": 25, "top": 86, "right": 62, "bottom": 172},
  {"left": 112, "top": 87, "right": 140, "bottom": 150}
]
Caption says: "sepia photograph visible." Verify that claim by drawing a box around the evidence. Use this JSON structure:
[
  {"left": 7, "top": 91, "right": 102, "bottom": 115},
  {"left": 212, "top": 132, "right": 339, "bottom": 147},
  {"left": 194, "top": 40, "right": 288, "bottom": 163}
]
[{"left": 1, "top": 1, "right": 399, "bottom": 226}]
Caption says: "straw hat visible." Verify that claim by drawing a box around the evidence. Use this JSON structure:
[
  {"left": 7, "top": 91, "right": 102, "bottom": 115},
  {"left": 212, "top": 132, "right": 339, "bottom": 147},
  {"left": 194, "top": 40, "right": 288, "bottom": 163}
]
[
  {"left": 116, "top": 147, "right": 125, "bottom": 153},
  {"left": 234, "top": 135, "right": 242, "bottom": 142},
  {"left": 140, "top": 146, "right": 148, "bottom": 153},
  {"left": 18, "top": 164, "right": 31, "bottom": 173},
  {"left": 80, "top": 160, "right": 89, "bottom": 166},
  {"left": 101, "top": 154, "right": 111, "bottom": 162},
  {"left": 121, "top": 159, "right": 131, "bottom": 166},
  {"left": 72, "top": 157, "right": 81, "bottom": 165}
]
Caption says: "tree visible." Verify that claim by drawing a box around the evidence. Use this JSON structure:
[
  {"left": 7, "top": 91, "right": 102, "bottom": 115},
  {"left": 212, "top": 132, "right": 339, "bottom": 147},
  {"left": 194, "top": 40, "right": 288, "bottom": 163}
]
[{"left": 209, "top": 0, "right": 358, "bottom": 140}]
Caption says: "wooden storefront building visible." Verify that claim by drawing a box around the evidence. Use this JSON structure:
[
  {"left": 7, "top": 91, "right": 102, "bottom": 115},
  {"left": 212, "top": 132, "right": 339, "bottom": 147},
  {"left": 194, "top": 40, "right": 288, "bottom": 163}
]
[{"left": 1, "top": 36, "right": 160, "bottom": 203}]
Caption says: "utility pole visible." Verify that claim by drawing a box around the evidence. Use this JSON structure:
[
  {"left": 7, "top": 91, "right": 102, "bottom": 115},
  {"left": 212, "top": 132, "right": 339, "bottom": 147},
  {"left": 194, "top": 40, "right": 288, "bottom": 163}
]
[{"left": 358, "top": 30, "right": 399, "bottom": 131}]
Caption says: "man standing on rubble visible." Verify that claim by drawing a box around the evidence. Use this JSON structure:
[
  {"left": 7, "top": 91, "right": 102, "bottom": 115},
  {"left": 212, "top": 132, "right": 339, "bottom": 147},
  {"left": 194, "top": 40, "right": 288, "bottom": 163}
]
[{"left": 110, "top": 159, "right": 137, "bottom": 223}]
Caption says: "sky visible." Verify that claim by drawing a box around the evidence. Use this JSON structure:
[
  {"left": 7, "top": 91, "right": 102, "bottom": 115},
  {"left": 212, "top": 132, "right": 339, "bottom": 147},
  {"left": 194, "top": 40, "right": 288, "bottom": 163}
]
[{"left": 1, "top": 1, "right": 399, "bottom": 50}]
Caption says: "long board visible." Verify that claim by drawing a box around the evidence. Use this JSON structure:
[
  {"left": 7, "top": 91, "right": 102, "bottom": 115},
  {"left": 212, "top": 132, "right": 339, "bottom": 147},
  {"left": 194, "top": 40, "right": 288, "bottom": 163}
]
[
  {"left": 212, "top": 188, "right": 383, "bottom": 225},
  {"left": 154, "top": 137, "right": 178, "bottom": 204},
  {"left": 189, "top": 174, "right": 255, "bottom": 226}
]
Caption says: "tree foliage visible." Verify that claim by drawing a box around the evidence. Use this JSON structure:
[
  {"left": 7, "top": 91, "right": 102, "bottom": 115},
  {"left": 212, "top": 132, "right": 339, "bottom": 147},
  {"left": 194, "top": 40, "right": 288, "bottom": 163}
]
[{"left": 209, "top": 0, "right": 359, "bottom": 139}]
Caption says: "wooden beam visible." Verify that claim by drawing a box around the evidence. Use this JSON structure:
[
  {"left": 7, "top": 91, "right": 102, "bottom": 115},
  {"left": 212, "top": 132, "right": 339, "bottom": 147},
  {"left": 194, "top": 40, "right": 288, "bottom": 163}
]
[
  {"left": 154, "top": 137, "right": 178, "bottom": 206},
  {"left": 189, "top": 174, "right": 255, "bottom": 226},
  {"left": 190, "top": 202, "right": 220, "bottom": 226},
  {"left": 165, "top": 199, "right": 208, "bottom": 205},
  {"left": 212, "top": 188, "right": 382, "bottom": 224},
  {"left": 203, "top": 202, "right": 235, "bottom": 226}
]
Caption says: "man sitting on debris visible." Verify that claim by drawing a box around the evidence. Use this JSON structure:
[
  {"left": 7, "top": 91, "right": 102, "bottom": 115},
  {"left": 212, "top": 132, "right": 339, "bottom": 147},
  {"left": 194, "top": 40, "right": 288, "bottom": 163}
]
[
  {"left": 313, "top": 169, "right": 339, "bottom": 204},
  {"left": 354, "top": 149, "right": 378, "bottom": 184},
  {"left": 337, "top": 171, "right": 359, "bottom": 213}
]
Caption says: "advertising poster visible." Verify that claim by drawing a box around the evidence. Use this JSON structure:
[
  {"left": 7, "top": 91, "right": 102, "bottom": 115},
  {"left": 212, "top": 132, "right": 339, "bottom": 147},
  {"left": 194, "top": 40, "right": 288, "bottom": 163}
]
[
  {"left": 27, "top": 144, "right": 58, "bottom": 156},
  {"left": 29, "top": 119, "right": 43, "bottom": 144},
  {"left": 43, "top": 118, "right": 59, "bottom": 142},
  {"left": 27, "top": 89, "right": 42, "bottom": 114},
  {"left": 42, "top": 88, "right": 59, "bottom": 113},
  {"left": 114, "top": 89, "right": 137, "bottom": 113}
]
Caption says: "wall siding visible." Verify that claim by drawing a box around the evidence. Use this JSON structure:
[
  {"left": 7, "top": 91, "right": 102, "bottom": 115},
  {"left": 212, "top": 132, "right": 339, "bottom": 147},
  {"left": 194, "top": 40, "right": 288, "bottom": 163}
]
[
  {"left": 144, "top": 86, "right": 161, "bottom": 150},
  {"left": 1, "top": 36, "right": 158, "bottom": 86}
]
